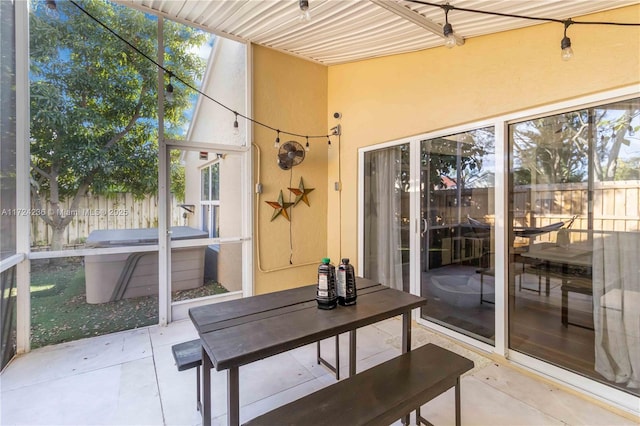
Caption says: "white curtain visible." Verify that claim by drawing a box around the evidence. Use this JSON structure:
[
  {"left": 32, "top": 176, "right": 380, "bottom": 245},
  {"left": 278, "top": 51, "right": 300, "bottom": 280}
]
[
  {"left": 364, "top": 148, "right": 403, "bottom": 290},
  {"left": 593, "top": 231, "right": 640, "bottom": 389}
]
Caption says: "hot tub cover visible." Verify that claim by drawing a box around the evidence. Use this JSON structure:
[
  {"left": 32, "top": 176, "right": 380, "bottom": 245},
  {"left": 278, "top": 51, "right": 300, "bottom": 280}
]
[{"left": 86, "top": 226, "right": 208, "bottom": 248}]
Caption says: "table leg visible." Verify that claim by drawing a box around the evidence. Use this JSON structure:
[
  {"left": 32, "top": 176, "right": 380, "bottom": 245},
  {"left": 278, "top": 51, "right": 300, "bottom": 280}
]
[
  {"left": 545, "top": 275, "right": 551, "bottom": 296},
  {"left": 561, "top": 263, "right": 569, "bottom": 327},
  {"left": 202, "top": 347, "right": 212, "bottom": 426},
  {"left": 349, "top": 330, "right": 356, "bottom": 377},
  {"left": 402, "top": 312, "right": 411, "bottom": 354},
  {"left": 561, "top": 285, "right": 569, "bottom": 327},
  {"left": 228, "top": 367, "right": 240, "bottom": 426}
]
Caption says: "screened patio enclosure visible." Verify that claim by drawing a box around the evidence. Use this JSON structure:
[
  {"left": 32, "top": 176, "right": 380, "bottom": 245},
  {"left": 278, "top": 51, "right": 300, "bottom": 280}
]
[{"left": 2, "top": 0, "right": 639, "bottom": 418}]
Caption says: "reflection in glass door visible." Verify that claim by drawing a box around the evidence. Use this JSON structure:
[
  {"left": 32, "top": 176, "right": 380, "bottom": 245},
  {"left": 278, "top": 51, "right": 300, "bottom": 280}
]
[
  {"left": 419, "top": 128, "right": 496, "bottom": 344},
  {"left": 508, "top": 97, "right": 639, "bottom": 397}
]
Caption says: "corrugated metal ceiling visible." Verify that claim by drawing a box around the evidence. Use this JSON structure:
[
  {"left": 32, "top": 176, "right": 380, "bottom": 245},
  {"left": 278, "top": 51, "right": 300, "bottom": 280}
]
[{"left": 114, "top": 0, "right": 638, "bottom": 65}]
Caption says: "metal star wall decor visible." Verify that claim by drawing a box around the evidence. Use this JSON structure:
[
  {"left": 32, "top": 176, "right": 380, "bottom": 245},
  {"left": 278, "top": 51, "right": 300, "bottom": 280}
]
[
  {"left": 288, "top": 177, "right": 315, "bottom": 207},
  {"left": 265, "top": 190, "right": 294, "bottom": 221}
]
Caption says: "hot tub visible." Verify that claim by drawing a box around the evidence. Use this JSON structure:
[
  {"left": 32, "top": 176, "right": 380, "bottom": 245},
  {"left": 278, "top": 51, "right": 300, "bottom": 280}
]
[
  {"left": 429, "top": 274, "right": 492, "bottom": 308},
  {"left": 84, "top": 226, "right": 207, "bottom": 304}
]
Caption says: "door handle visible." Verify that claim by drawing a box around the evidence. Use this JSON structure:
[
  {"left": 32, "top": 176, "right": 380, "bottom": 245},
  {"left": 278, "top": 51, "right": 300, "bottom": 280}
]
[{"left": 420, "top": 218, "right": 428, "bottom": 237}]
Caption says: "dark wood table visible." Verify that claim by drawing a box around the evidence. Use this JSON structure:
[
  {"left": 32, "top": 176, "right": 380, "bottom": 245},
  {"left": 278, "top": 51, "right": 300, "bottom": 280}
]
[
  {"left": 520, "top": 243, "right": 593, "bottom": 327},
  {"left": 189, "top": 278, "right": 427, "bottom": 426}
]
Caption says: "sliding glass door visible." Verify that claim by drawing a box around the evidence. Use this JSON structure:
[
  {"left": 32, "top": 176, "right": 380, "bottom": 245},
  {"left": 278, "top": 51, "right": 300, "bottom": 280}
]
[
  {"left": 359, "top": 90, "right": 638, "bottom": 410},
  {"left": 362, "top": 144, "right": 410, "bottom": 292},
  {"left": 418, "top": 128, "right": 496, "bottom": 344},
  {"left": 508, "top": 97, "right": 639, "bottom": 397},
  {"left": 361, "top": 127, "right": 495, "bottom": 343}
]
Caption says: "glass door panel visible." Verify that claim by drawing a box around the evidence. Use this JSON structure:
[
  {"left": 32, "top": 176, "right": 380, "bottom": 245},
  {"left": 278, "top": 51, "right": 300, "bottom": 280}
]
[
  {"left": 419, "top": 128, "right": 496, "bottom": 344},
  {"left": 362, "top": 144, "right": 410, "bottom": 291},
  {"left": 508, "top": 97, "right": 639, "bottom": 397},
  {"left": 170, "top": 148, "right": 244, "bottom": 303}
]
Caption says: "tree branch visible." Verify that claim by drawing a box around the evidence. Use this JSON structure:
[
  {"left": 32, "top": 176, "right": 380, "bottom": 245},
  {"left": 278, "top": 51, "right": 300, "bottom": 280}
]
[
  {"left": 31, "top": 164, "right": 52, "bottom": 180},
  {"left": 103, "top": 85, "right": 147, "bottom": 150},
  {"left": 31, "top": 187, "right": 55, "bottom": 227}
]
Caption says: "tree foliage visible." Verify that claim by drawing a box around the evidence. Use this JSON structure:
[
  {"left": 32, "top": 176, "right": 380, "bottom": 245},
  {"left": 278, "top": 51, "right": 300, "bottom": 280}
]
[
  {"left": 511, "top": 103, "right": 639, "bottom": 185},
  {"left": 29, "top": 0, "right": 206, "bottom": 249}
]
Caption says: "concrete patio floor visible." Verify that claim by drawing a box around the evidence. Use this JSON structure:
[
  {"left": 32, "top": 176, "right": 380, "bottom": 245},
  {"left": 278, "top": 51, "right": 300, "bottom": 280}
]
[{"left": 1, "top": 316, "right": 636, "bottom": 425}]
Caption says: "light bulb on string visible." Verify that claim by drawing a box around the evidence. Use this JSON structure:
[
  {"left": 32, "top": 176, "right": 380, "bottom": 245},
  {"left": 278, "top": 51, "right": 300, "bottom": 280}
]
[
  {"left": 305, "top": 137, "right": 310, "bottom": 152},
  {"left": 233, "top": 112, "right": 240, "bottom": 136},
  {"left": 561, "top": 20, "right": 574, "bottom": 61},
  {"left": 299, "top": 0, "right": 311, "bottom": 22},
  {"left": 327, "top": 136, "right": 332, "bottom": 149},
  {"left": 442, "top": 5, "right": 456, "bottom": 49},
  {"left": 274, "top": 131, "right": 281, "bottom": 149},
  {"left": 165, "top": 83, "right": 174, "bottom": 104},
  {"left": 45, "top": 0, "right": 60, "bottom": 19}
]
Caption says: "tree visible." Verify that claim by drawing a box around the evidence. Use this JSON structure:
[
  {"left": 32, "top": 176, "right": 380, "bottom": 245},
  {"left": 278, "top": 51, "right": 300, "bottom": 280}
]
[
  {"left": 511, "top": 105, "right": 639, "bottom": 184},
  {"left": 29, "top": 0, "right": 206, "bottom": 250}
]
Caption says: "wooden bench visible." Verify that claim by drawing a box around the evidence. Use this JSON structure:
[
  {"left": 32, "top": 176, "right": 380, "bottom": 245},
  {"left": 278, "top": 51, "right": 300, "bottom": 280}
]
[
  {"left": 171, "top": 339, "right": 204, "bottom": 411},
  {"left": 172, "top": 336, "right": 341, "bottom": 412},
  {"left": 242, "top": 343, "right": 474, "bottom": 426}
]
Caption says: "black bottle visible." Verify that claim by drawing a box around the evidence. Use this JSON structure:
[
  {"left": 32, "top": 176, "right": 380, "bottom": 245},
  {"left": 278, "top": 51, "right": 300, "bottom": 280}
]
[
  {"left": 317, "top": 258, "right": 337, "bottom": 309},
  {"left": 337, "top": 258, "right": 357, "bottom": 306}
]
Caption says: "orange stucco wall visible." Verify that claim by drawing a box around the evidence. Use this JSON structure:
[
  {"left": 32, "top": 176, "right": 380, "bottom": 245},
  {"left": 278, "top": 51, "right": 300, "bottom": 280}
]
[
  {"left": 252, "top": 45, "right": 329, "bottom": 294},
  {"left": 326, "top": 5, "right": 640, "bottom": 271}
]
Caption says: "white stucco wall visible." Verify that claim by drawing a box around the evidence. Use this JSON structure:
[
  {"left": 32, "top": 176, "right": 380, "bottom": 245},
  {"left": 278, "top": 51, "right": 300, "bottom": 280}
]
[{"left": 182, "top": 36, "right": 247, "bottom": 292}]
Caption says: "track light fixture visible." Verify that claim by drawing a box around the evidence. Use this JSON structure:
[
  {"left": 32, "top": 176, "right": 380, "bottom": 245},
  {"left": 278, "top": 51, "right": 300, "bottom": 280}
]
[
  {"left": 442, "top": 4, "right": 456, "bottom": 49},
  {"left": 299, "top": 0, "right": 311, "bottom": 22},
  {"left": 45, "top": 0, "right": 60, "bottom": 19},
  {"left": 275, "top": 130, "right": 281, "bottom": 149},
  {"left": 561, "top": 19, "right": 574, "bottom": 61}
]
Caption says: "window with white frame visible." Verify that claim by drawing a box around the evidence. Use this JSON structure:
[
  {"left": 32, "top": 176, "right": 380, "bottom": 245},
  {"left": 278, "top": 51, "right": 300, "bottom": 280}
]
[{"left": 200, "top": 161, "right": 220, "bottom": 238}]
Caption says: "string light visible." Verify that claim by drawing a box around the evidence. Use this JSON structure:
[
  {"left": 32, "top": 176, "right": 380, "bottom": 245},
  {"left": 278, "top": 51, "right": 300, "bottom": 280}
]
[
  {"left": 299, "top": 0, "right": 311, "bottom": 23},
  {"left": 442, "top": 4, "right": 456, "bottom": 49},
  {"left": 407, "top": 0, "right": 640, "bottom": 59},
  {"left": 305, "top": 137, "right": 310, "bottom": 152},
  {"left": 165, "top": 72, "right": 174, "bottom": 103},
  {"left": 66, "top": 1, "right": 333, "bottom": 146},
  {"left": 233, "top": 112, "right": 240, "bottom": 136},
  {"left": 327, "top": 137, "right": 332, "bottom": 149},
  {"left": 45, "top": 0, "right": 60, "bottom": 19},
  {"left": 65, "top": 0, "right": 639, "bottom": 151},
  {"left": 275, "top": 130, "right": 281, "bottom": 149},
  {"left": 561, "top": 19, "right": 574, "bottom": 61}
]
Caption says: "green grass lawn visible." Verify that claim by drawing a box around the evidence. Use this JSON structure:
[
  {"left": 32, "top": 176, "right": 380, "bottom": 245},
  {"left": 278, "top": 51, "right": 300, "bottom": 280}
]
[{"left": 31, "top": 260, "right": 227, "bottom": 349}]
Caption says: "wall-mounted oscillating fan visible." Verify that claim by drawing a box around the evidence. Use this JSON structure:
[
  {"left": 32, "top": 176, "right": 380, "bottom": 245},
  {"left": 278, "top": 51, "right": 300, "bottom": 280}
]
[{"left": 277, "top": 141, "right": 306, "bottom": 170}]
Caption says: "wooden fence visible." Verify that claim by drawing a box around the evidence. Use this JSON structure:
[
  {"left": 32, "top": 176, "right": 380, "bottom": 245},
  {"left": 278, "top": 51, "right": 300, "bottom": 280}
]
[
  {"left": 435, "top": 180, "right": 640, "bottom": 238},
  {"left": 31, "top": 193, "right": 185, "bottom": 249},
  {"left": 512, "top": 180, "right": 640, "bottom": 233}
]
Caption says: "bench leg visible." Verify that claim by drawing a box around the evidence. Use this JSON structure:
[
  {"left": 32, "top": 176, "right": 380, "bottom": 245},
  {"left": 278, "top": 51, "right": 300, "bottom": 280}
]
[
  {"left": 455, "top": 376, "right": 461, "bottom": 426},
  {"left": 402, "top": 312, "right": 411, "bottom": 426},
  {"left": 196, "top": 366, "right": 202, "bottom": 412}
]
